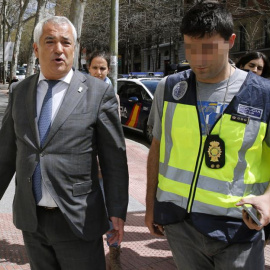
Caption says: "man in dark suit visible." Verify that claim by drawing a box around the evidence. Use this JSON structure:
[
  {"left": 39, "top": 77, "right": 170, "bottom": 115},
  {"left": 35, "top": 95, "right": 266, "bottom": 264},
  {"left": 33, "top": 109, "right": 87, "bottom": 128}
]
[{"left": 0, "top": 16, "right": 129, "bottom": 270}]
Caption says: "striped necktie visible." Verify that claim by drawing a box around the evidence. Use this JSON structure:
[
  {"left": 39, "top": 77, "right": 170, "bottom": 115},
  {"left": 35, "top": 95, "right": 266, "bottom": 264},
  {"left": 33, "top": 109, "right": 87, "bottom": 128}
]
[{"left": 32, "top": 80, "right": 59, "bottom": 203}]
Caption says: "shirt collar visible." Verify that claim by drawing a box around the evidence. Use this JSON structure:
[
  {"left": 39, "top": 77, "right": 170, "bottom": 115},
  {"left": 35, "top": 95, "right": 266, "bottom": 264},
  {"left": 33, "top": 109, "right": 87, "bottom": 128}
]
[{"left": 38, "top": 69, "right": 74, "bottom": 85}]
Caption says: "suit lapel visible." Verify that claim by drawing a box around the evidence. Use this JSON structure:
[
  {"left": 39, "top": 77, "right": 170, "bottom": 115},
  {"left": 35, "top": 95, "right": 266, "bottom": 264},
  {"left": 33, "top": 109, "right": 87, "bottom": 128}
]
[
  {"left": 42, "top": 70, "right": 88, "bottom": 148},
  {"left": 25, "top": 74, "right": 40, "bottom": 148}
]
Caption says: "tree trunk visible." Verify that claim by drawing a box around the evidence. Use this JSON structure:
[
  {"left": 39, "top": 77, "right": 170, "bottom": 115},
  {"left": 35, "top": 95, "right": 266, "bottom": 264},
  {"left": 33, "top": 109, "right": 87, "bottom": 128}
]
[
  {"left": 26, "top": 0, "right": 47, "bottom": 78},
  {"left": 69, "top": 0, "right": 87, "bottom": 69},
  {"left": 155, "top": 35, "right": 160, "bottom": 72},
  {"left": 1, "top": 0, "right": 6, "bottom": 83},
  {"left": 11, "top": 0, "right": 30, "bottom": 78},
  {"left": 130, "top": 43, "right": 134, "bottom": 72}
]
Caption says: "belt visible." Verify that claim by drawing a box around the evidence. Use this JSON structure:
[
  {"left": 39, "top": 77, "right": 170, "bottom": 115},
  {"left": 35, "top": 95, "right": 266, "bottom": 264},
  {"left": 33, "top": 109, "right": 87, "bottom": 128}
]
[{"left": 37, "top": 206, "right": 58, "bottom": 210}]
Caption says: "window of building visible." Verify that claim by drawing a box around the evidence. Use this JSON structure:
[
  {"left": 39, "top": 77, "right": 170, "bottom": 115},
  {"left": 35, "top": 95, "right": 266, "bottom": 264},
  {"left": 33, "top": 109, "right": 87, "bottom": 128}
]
[
  {"left": 158, "top": 53, "right": 161, "bottom": 69},
  {"left": 147, "top": 55, "right": 151, "bottom": 70},
  {"left": 173, "top": 4, "right": 178, "bottom": 15},
  {"left": 239, "top": 25, "right": 246, "bottom": 51},
  {"left": 265, "top": 20, "right": 270, "bottom": 46},
  {"left": 240, "top": 0, "right": 248, "bottom": 7}
]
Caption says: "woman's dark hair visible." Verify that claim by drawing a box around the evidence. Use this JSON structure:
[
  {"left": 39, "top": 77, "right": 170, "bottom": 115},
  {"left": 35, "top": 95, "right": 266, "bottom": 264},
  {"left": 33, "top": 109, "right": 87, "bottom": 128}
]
[
  {"left": 235, "top": 52, "right": 270, "bottom": 78},
  {"left": 181, "top": 1, "right": 234, "bottom": 40},
  {"left": 86, "top": 51, "right": 110, "bottom": 68}
]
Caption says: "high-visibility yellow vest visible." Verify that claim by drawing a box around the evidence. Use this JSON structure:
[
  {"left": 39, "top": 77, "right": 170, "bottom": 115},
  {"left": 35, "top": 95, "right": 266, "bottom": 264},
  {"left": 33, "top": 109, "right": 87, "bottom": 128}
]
[{"left": 155, "top": 70, "right": 270, "bottom": 224}]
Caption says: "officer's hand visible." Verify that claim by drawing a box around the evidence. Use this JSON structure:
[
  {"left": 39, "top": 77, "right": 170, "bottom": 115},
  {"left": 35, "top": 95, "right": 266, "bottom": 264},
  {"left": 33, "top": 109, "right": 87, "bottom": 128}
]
[
  {"left": 236, "top": 194, "right": 270, "bottom": 230},
  {"left": 145, "top": 209, "right": 164, "bottom": 237}
]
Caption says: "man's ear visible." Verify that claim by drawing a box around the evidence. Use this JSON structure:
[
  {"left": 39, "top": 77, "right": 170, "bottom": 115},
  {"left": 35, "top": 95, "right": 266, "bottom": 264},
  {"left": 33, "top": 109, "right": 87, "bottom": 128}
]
[
  {"left": 33, "top": 43, "right": 39, "bottom": 58},
  {"left": 229, "top": 34, "right": 236, "bottom": 49}
]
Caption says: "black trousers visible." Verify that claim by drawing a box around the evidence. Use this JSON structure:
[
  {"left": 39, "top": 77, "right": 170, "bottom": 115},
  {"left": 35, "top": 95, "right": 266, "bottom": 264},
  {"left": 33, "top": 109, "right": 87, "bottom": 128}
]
[{"left": 22, "top": 207, "right": 106, "bottom": 270}]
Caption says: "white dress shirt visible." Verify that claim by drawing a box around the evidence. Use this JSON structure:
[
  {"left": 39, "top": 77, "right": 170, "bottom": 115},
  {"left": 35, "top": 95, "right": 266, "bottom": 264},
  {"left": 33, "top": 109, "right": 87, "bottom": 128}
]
[{"left": 36, "top": 69, "right": 73, "bottom": 207}]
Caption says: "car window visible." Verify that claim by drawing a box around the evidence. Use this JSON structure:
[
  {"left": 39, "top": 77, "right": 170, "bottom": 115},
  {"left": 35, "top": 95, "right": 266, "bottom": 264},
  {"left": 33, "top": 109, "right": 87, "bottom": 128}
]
[
  {"left": 17, "top": 69, "right": 26, "bottom": 75},
  {"left": 118, "top": 84, "right": 129, "bottom": 99},
  {"left": 127, "top": 85, "right": 143, "bottom": 100},
  {"left": 141, "top": 89, "right": 152, "bottom": 102},
  {"left": 118, "top": 82, "right": 143, "bottom": 101},
  {"left": 141, "top": 80, "right": 160, "bottom": 95}
]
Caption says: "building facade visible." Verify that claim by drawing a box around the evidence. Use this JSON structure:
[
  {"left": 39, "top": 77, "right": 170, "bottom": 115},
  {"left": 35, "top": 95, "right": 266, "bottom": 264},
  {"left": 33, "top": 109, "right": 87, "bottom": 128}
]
[{"left": 138, "top": 0, "right": 270, "bottom": 74}]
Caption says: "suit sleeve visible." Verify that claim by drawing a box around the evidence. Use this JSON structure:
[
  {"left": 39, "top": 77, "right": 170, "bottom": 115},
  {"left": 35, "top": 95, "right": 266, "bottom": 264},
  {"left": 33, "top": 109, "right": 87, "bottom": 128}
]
[
  {"left": 96, "top": 84, "right": 129, "bottom": 221},
  {"left": 0, "top": 85, "right": 17, "bottom": 199}
]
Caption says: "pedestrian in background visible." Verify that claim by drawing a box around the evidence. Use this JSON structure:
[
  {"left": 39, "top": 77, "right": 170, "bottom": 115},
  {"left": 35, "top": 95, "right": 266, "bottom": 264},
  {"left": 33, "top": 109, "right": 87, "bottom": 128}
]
[
  {"left": 0, "top": 16, "right": 128, "bottom": 270},
  {"left": 236, "top": 51, "right": 270, "bottom": 77},
  {"left": 87, "top": 50, "right": 122, "bottom": 270},
  {"left": 87, "top": 50, "right": 112, "bottom": 84},
  {"left": 8, "top": 75, "right": 19, "bottom": 90},
  {"left": 146, "top": 1, "right": 270, "bottom": 269}
]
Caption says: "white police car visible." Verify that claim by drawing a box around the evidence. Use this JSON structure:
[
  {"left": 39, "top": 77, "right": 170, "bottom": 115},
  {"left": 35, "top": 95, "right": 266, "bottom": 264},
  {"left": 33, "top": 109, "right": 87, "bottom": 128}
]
[
  {"left": 16, "top": 68, "right": 26, "bottom": 81},
  {"left": 117, "top": 77, "right": 161, "bottom": 143}
]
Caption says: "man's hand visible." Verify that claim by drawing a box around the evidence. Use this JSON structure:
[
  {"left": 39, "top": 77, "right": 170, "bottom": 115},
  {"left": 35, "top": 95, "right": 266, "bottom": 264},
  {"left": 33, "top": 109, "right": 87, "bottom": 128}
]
[
  {"left": 107, "top": 217, "right": 125, "bottom": 245},
  {"left": 236, "top": 194, "right": 270, "bottom": 230}
]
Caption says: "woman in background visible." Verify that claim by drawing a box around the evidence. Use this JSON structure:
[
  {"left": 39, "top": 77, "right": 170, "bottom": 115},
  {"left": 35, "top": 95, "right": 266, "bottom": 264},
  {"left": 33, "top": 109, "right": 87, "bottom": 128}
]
[
  {"left": 87, "top": 51, "right": 122, "bottom": 270},
  {"left": 87, "top": 50, "right": 112, "bottom": 84},
  {"left": 236, "top": 51, "right": 270, "bottom": 78}
]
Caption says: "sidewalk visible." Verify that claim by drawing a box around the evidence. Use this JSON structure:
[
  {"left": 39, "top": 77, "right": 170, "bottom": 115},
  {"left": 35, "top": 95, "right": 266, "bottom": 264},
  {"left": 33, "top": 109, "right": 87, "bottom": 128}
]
[
  {"left": 0, "top": 83, "right": 8, "bottom": 92},
  {"left": 0, "top": 138, "right": 175, "bottom": 270},
  {"left": 0, "top": 82, "right": 270, "bottom": 269},
  {"left": 1, "top": 139, "right": 270, "bottom": 270}
]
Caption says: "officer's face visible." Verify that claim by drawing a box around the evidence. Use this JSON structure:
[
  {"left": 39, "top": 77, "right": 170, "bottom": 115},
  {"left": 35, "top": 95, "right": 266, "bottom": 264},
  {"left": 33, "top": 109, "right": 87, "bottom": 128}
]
[{"left": 184, "top": 33, "right": 236, "bottom": 83}]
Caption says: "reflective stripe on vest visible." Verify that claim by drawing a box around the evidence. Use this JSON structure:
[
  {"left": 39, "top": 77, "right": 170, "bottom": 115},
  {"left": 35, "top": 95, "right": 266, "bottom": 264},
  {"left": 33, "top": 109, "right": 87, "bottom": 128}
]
[{"left": 158, "top": 101, "right": 270, "bottom": 218}]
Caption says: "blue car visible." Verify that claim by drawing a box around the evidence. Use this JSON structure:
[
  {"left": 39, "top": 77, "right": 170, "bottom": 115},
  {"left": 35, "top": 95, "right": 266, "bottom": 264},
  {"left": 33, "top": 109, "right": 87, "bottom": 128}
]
[{"left": 117, "top": 77, "right": 161, "bottom": 143}]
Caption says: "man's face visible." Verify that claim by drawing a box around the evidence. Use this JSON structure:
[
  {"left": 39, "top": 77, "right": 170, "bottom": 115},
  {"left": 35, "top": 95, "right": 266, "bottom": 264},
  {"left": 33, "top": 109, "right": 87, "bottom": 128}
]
[
  {"left": 184, "top": 33, "right": 235, "bottom": 83},
  {"left": 33, "top": 22, "right": 75, "bottom": 80}
]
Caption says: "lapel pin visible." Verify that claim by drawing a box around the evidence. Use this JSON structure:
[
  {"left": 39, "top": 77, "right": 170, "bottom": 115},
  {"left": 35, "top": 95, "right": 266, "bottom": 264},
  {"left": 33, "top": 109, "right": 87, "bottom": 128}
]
[{"left": 78, "top": 87, "right": 83, "bottom": 93}]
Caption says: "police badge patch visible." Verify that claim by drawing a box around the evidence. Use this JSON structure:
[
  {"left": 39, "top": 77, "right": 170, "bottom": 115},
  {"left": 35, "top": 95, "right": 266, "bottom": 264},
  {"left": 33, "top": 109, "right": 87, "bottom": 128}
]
[{"left": 172, "top": 81, "right": 188, "bottom": 100}]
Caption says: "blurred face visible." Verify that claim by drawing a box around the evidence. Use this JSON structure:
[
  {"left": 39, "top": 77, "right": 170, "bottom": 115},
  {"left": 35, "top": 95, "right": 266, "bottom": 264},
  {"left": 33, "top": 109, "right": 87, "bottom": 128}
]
[
  {"left": 184, "top": 33, "right": 236, "bottom": 83},
  {"left": 242, "top": 58, "right": 264, "bottom": 76},
  {"left": 33, "top": 22, "right": 75, "bottom": 80},
  {"left": 88, "top": 57, "right": 109, "bottom": 81}
]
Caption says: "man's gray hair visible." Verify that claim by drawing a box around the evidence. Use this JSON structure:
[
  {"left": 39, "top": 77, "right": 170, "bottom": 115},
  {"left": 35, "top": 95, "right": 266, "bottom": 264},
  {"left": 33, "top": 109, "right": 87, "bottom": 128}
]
[{"left": 34, "top": 16, "right": 77, "bottom": 45}]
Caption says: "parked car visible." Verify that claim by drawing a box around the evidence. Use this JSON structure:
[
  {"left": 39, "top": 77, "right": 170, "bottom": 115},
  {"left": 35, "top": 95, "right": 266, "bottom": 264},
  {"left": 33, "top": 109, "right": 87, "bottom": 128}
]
[
  {"left": 16, "top": 68, "right": 26, "bottom": 81},
  {"left": 117, "top": 77, "right": 161, "bottom": 143}
]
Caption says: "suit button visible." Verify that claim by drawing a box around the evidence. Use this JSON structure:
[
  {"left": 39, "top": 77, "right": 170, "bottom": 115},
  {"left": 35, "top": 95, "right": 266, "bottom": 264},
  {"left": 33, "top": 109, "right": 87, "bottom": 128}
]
[{"left": 27, "top": 177, "right": 31, "bottom": 182}]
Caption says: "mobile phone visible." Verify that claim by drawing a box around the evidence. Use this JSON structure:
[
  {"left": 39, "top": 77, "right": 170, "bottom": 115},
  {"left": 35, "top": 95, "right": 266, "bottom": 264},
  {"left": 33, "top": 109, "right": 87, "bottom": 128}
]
[{"left": 242, "top": 204, "right": 262, "bottom": 226}]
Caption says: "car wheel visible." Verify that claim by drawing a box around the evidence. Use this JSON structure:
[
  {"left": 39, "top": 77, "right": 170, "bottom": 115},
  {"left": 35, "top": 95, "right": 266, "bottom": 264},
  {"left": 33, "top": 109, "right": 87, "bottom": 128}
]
[{"left": 144, "top": 121, "right": 153, "bottom": 144}]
